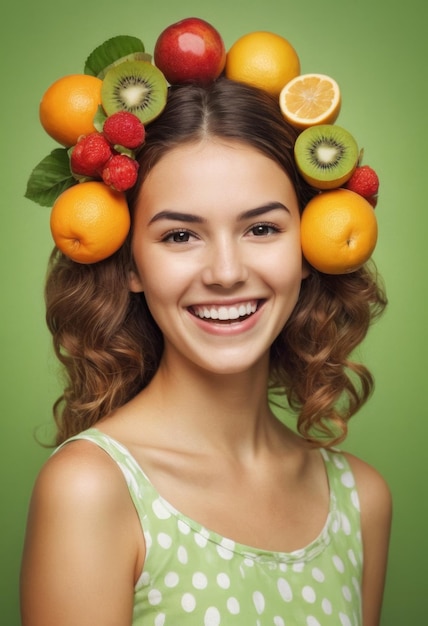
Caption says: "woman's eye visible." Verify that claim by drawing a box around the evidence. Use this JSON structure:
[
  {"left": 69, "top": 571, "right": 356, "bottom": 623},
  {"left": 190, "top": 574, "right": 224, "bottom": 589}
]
[
  {"left": 250, "top": 223, "right": 279, "bottom": 236},
  {"left": 163, "top": 230, "right": 193, "bottom": 243}
]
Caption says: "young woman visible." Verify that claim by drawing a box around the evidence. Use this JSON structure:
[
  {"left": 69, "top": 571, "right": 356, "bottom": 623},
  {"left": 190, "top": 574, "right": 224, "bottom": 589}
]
[{"left": 20, "top": 79, "right": 391, "bottom": 626}]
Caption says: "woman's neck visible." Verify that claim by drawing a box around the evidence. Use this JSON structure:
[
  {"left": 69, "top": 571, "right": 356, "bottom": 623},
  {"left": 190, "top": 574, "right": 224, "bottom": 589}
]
[{"left": 133, "top": 352, "right": 280, "bottom": 460}]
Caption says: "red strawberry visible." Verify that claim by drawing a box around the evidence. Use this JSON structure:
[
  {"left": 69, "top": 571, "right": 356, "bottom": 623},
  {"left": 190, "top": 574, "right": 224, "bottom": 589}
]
[
  {"left": 345, "top": 165, "right": 379, "bottom": 198},
  {"left": 366, "top": 195, "right": 378, "bottom": 209},
  {"left": 103, "top": 112, "right": 145, "bottom": 149},
  {"left": 102, "top": 154, "right": 139, "bottom": 192},
  {"left": 70, "top": 133, "right": 113, "bottom": 178}
]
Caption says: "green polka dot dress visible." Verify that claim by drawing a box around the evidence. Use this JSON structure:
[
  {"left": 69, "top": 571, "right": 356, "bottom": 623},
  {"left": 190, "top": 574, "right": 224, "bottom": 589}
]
[{"left": 59, "top": 428, "right": 363, "bottom": 625}]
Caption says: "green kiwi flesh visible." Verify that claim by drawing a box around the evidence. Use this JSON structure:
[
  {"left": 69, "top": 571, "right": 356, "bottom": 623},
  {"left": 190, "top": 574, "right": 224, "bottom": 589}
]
[
  {"left": 101, "top": 60, "right": 167, "bottom": 125},
  {"left": 294, "top": 125, "right": 359, "bottom": 189}
]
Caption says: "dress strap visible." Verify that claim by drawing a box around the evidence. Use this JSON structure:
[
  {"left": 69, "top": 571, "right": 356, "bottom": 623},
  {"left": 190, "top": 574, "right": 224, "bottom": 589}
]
[{"left": 320, "top": 448, "right": 362, "bottom": 538}]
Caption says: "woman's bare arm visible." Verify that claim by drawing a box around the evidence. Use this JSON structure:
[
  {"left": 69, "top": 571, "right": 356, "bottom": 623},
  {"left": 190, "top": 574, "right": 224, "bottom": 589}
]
[{"left": 20, "top": 441, "right": 144, "bottom": 626}]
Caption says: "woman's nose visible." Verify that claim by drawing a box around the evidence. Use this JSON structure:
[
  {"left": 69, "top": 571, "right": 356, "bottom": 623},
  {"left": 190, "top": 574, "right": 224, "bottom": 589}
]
[{"left": 201, "top": 238, "right": 249, "bottom": 288}]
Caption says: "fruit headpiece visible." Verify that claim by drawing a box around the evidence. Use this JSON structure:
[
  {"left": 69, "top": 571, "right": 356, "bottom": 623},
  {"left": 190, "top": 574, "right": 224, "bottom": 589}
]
[{"left": 26, "top": 17, "right": 379, "bottom": 273}]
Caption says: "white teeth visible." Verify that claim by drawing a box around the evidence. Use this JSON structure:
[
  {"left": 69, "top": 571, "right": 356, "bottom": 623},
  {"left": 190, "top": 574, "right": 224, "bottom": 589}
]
[
  {"left": 219, "top": 306, "right": 239, "bottom": 320},
  {"left": 193, "top": 301, "right": 258, "bottom": 321}
]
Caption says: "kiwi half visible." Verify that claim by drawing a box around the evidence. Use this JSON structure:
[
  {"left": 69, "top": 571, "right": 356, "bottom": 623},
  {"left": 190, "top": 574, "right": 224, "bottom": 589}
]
[
  {"left": 97, "top": 52, "right": 152, "bottom": 80},
  {"left": 101, "top": 60, "right": 167, "bottom": 125},
  {"left": 294, "top": 125, "right": 359, "bottom": 189}
]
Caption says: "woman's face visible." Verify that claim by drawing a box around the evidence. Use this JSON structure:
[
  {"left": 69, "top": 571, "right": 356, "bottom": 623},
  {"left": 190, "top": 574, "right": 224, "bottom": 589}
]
[{"left": 130, "top": 139, "right": 308, "bottom": 377}]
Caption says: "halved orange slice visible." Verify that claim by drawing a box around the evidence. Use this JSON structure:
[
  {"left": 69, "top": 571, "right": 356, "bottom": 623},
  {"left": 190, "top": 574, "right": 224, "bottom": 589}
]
[{"left": 279, "top": 73, "right": 341, "bottom": 129}]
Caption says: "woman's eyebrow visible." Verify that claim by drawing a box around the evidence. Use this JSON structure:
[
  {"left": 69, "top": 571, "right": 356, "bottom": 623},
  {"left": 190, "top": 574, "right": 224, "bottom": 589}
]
[
  {"left": 148, "top": 211, "right": 206, "bottom": 225},
  {"left": 148, "top": 202, "right": 290, "bottom": 225},
  {"left": 238, "top": 202, "right": 291, "bottom": 220}
]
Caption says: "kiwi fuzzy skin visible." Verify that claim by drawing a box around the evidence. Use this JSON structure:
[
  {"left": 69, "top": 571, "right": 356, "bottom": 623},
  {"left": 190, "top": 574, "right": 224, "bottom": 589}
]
[{"left": 294, "top": 125, "right": 359, "bottom": 190}]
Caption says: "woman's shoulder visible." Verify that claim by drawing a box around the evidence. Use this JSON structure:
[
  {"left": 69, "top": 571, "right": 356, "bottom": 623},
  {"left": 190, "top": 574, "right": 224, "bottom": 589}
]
[
  {"left": 26, "top": 436, "right": 144, "bottom": 573},
  {"left": 341, "top": 451, "right": 392, "bottom": 552},
  {"left": 342, "top": 451, "right": 392, "bottom": 515},
  {"left": 32, "top": 436, "right": 129, "bottom": 514}
]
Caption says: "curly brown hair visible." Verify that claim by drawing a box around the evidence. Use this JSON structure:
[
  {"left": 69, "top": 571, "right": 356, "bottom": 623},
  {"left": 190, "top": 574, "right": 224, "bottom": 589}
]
[{"left": 45, "top": 78, "right": 387, "bottom": 446}]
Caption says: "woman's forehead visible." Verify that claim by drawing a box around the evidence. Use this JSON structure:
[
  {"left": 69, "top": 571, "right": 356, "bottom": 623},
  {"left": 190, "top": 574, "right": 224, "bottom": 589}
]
[{"left": 137, "top": 139, "right": 299, "bottom": 217}]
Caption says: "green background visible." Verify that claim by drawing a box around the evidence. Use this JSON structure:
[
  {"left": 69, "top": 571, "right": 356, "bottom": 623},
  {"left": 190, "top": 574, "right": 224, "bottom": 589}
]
[{"left": 1, "top": 0, "right": 425, "bottom": 623}]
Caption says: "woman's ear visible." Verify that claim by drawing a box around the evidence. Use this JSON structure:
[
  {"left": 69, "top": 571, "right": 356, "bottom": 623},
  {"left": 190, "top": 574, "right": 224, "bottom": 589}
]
[{"left": 129, "top": 270, "right": 144, "bottom": 293}]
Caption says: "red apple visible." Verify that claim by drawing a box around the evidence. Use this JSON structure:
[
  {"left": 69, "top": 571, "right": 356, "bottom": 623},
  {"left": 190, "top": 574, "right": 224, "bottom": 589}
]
[{"left": 154, "top": 17, "right": 226, "bottom": 85}]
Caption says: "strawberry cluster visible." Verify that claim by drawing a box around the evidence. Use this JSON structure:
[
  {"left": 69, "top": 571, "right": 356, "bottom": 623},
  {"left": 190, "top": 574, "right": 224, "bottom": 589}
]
[{"left": 70, "top": 111, "right": 145, "bottom": 192}]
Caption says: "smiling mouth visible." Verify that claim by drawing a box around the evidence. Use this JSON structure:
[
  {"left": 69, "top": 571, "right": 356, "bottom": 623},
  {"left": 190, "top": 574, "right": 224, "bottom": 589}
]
[{"left": 190, "top": 300, "right": 260, "bottom": 323}]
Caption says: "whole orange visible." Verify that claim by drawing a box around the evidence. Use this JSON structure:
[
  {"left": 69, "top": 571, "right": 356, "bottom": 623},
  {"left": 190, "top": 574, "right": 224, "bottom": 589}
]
[
  {"left": 225, "top": 31, "right": 300, "bottom": 97},
  {"left": 300, "top": 188, "right": 378, "bottom": 274},
  {"left": 40, "top": 74, "right": 103, "bottom": 146},
  {"left": 50, "top": 181, "right": 130, "bottom": 263}
]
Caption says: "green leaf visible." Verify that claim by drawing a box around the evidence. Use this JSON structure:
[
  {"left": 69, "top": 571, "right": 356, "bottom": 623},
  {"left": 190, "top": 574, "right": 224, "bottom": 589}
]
[
  {"left": 25, "top": 148, "right": 76, "bottom": 207},
  {"left": 113, "top": 145, "right": 136, "bottom": 158},
  {"left": 84, "top": 35, "right": 146, "bottom": 78},
  {"left": 93, "top": 105, "right": 108, "bottom": 132}
]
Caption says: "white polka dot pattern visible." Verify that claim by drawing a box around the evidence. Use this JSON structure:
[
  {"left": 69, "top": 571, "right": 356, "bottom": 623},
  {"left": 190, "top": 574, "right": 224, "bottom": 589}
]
[{"left": 59, "top": 430, "right": 363, "bottom": 625}]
